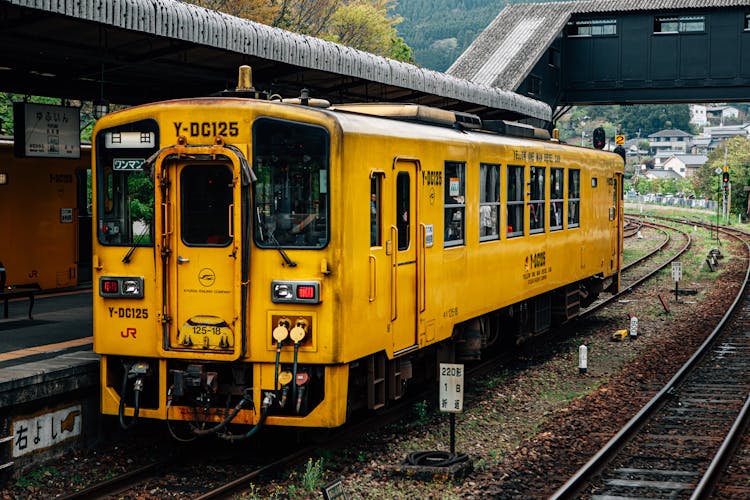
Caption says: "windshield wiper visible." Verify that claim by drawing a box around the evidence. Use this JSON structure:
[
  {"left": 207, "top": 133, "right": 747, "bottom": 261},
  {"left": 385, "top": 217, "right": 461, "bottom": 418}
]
[
  {"left": 257, "top": 207, "right": 296, "bottom": 267},
  {"left": 122, "top": 221, "right": 152, "bottom": 263}
]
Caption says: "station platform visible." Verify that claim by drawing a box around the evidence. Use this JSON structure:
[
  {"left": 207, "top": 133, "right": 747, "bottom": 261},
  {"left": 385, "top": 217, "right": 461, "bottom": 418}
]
[
  {"left": 0, "top": 289, "right": 94, "bottom": 366},
  {"left": 0, "top": 289, "right": 99, "bottom": 476}
]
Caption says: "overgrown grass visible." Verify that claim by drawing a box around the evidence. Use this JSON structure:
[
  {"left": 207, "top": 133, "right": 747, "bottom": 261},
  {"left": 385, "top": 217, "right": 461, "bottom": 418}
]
[{"left": 14, "top": 466, "right": 59, "bottom": 488}]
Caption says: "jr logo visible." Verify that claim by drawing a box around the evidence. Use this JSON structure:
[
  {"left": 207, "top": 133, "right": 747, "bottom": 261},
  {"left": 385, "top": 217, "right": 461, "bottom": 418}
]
[{"left": 121, "top": 328, "right": 137, "bottom": 338}]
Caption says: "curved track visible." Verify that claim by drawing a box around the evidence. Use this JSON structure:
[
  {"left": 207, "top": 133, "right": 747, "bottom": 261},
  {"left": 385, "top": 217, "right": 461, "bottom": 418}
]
[
  {"left": 553, "top": 218, "right": 750, "bottom": 499},
  {"left": 582, "top": 217, "right": 689, "bottom": 317}
]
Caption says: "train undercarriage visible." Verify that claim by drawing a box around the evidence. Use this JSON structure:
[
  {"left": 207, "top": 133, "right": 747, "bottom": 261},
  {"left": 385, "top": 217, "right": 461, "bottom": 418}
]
[{"left": 109, "top": 274, "right": 613, "bottom": 437}]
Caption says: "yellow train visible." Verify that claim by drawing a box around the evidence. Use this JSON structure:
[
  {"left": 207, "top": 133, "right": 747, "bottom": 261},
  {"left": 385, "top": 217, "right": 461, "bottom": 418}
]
[
  {"left": 92, "top": 69, "right": 623, "bottom": 438},
  {"left": 0, "top": 137, "right": 91, "bottom": 291}
]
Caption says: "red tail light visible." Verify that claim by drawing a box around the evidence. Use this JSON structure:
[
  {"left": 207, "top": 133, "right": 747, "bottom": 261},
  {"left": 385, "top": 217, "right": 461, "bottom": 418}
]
[
  {"left": 296, "top": 285, "right": 315, "bottom": 300},
  {"left": 101, "top": 279, "right": 119, "bottom": 294}
]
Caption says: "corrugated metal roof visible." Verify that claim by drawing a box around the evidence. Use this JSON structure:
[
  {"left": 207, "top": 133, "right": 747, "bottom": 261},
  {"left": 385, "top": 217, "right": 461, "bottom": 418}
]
[
  {"left": 448, "top": 0, "right": 750, "bottom": 91},
  {"left": 5, "top": 0, "right": 551, "bottom": 121}
]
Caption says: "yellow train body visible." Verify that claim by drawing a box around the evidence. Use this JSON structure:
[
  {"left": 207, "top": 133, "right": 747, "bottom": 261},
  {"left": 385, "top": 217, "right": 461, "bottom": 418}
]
[
  {"left": 91, "top": 97, "right": 622, "bottom": 435},
  {"left": 0, "top": 138, "right": 91, "bottom": 290}
]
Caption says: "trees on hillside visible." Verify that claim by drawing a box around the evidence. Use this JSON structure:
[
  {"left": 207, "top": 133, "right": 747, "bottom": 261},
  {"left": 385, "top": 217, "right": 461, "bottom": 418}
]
[
  {"left": 189, "top": 0, "right": 413, "bottom": 62},
  {"left": 561, "top": 104, "right": 693, "bottom": 141},
  {"left": 693, "top": 136, "right": 750, "bottom": 215}
]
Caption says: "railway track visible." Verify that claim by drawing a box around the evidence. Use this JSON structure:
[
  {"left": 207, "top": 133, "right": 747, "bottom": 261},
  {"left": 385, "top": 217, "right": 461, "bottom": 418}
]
[
  {"left": 553, "top": 218, "right": 750, "bottom": 499},
  {"left": 582, "top": 217, "right": 689, "bottom": 317}
]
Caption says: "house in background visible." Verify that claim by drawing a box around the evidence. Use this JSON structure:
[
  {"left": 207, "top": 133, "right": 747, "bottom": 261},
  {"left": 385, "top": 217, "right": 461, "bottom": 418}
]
[
  {"left": 642, "top": 168, "right": 683, "bottom": 181},
  {"left": 691, "top": 135, "right": 711, "bottom": 154},
  {"left": 623, "top": 138, "right": 648, "bottom": 159},
  {"left": 647, "top": 129, "right": 694, "bottom": 155},
  {"left": 699, "top": 123, "right": 750, "bottom": 151},
  {"left": 706, "top": 105, "right": 742, "bottom": 125},
  {"left": 662, "top": 154, "right": 708, "bottom": 178},
  {"left": 689, "top": 105, "right": 708, "bottom": 127},
  {"left": 690, "top": 104, "right": 743, "bottom": 127}
]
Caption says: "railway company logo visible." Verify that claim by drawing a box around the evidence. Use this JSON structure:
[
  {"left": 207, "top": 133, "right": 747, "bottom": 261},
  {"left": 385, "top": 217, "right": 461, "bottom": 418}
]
[{"left": 198, "top": 268, "right": 216, "bottom": 287}]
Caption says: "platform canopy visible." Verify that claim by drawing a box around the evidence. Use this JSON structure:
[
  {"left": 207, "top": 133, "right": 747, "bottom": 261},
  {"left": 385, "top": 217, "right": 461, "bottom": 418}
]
[{"left": 0, "top": 0, "right": 551, "bottom": 123}]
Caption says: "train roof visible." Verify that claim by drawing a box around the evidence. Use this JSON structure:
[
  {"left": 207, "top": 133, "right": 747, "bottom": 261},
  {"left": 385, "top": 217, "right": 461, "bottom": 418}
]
[
  {"left": 3, "top": 0, "right": 551, "bottom": 123},
  {"left": 326, "top": 103, "right": 554, "bottom": 142}
]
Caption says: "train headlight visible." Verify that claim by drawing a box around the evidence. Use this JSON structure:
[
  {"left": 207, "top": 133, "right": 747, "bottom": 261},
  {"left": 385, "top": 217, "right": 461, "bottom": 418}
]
[
  {"left": 122, "top": 280, "right": 142, "bottom": 296},
  {"left": 273, "top": 283, "right": 294, "bottom": 300},
  {"left": 271, "top": 281, "right": 320, "bottom": 304},
  {"left": 100, "top": 276, "right": 144, "bottom": 298}
]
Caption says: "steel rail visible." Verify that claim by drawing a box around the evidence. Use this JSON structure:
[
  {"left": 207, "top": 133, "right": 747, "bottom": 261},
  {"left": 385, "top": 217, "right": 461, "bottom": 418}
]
[
  {"left": 581, "top": 218, "right": 689, "bottom": 317},
  {"left": 620, "top": 218, "right": 671, "bottom": 273},
  {"left": 551, "top": 221, "right": 750, "bottom": 499},
  {"left": 691, "top": 392, "right": 750, "bottom": 498},
  {"left": 58, "top": 460, "right": 171, "bottom": 499}
]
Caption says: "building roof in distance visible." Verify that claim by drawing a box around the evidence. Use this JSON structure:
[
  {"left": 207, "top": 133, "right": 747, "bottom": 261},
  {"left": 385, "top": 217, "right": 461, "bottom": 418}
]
[{"left": 448, "top": 0, "right": 750, "bottom": 91}]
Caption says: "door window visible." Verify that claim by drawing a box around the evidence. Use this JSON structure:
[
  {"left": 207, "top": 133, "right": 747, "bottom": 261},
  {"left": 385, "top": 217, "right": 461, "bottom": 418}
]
[
  {"left": 396, "top": 172, "right": 410, "bottom": 250},
  {"left": 370, "top": 174, "right": 383, "bottom": 247},
  {"left": 181, "top": 164, "right": 233, "bottom": 246}
]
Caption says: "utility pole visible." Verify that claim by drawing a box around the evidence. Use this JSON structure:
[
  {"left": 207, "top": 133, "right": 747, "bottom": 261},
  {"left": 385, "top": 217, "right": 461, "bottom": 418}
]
[{"left": 724, "top": 146, "right": 730, "bottom": 225}]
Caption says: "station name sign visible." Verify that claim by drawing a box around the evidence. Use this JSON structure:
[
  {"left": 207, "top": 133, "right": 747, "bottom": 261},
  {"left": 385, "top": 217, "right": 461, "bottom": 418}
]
[{"left": 13, "top": 102, "right": 80, "bottom": 159}]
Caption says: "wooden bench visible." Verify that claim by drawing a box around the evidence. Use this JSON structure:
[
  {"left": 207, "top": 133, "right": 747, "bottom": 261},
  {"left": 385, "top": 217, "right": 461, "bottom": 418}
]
[{"left": 0, "top": 262, "right": 41, "bottom": 320}]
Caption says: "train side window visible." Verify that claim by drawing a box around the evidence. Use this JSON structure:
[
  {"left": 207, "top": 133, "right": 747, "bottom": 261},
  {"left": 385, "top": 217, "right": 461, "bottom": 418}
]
[
  {"left": 444, "top": 161, "right": 465, "bottom": 247},
  {"left": 507, "top": 165, "right": 524, "bottom": 238},
  {"left": 370, "top": 174, "right": 382, "bottom": 247},
  {"left": 529, "top": 166, "right": 545, "bottom": 234},
  {"left": 396, "top": 172, "right": 410, "bottom": 250},
  {"left": 568, "top": 169, "right": 581, "bottom": 228},
  {"left": 479, "top": 163, "right": 500, "bottom": 241},
  {"left": 550, "top": 168, "right": 564, "bottom": 231}
]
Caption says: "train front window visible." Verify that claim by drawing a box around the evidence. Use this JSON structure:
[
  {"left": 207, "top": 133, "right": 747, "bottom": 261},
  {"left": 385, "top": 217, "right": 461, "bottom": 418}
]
[
  {"left": 95, "top": 121, "right": 159, "bottom": 246},
  {"left": 97, "top": 168, "right": 154, "bottom": 246},
  {"left": 253, "top": 118, "right": 329, "bottom": 248}
]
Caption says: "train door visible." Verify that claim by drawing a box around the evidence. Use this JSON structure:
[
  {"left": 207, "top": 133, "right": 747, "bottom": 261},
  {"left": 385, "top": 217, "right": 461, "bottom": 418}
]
[
  {"left": 158, "top": 156, "right": 242, "bottom": 359},
  {"left": 391, "top": 159, "right": 419, "bottom": 354},
  {"left": 611, "top": 172, "right": 623, "bottom": 274}
]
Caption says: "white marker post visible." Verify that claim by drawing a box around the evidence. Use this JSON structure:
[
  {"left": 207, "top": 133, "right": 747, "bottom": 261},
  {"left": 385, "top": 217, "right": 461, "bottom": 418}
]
[
  {"left": 579, "top": 345, "right": 588, "bottom": 374},
  {"left": 671, "top": 262, "right": 682, "bottom": 302},
  {"left": 630, "top": 316, "right": 639, "bottom": 339},
  {"left": 439, "top": 363, "right": 464, "bottom": 455}
]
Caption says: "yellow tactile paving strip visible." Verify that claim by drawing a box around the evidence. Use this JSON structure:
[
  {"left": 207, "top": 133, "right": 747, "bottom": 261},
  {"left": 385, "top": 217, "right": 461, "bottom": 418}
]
[{"left": 0, "top": 337, "right": 93, "bottom": 362}]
